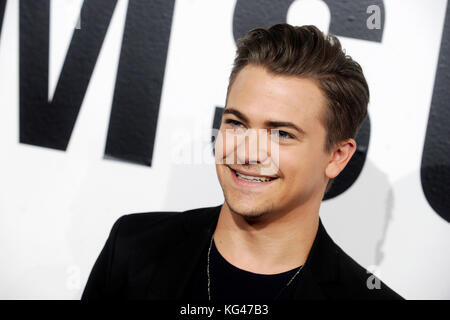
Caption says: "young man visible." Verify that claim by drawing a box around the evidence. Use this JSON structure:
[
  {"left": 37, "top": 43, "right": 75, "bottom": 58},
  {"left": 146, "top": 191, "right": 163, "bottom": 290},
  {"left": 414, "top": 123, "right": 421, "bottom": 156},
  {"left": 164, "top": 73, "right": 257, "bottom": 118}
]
[{"left": 82, "top": 24, "right": 403, "bottom": 300}]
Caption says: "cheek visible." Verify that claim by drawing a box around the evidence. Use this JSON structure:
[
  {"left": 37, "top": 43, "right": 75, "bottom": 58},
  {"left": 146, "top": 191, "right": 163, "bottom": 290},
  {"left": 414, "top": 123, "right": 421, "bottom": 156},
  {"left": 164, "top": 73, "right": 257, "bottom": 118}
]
[
  {"left": 278, "top": 146, "right": 325, "bottom": 184},
  {"left": 278, "top": 149, "right": 305, "bottom": 179}
]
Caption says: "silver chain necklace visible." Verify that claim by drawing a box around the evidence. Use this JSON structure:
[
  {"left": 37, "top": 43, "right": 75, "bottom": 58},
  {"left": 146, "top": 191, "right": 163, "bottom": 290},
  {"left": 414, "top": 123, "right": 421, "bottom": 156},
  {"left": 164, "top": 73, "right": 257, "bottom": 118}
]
[{"left": 207, "top": 235, "right": 303, "bottom": 301}]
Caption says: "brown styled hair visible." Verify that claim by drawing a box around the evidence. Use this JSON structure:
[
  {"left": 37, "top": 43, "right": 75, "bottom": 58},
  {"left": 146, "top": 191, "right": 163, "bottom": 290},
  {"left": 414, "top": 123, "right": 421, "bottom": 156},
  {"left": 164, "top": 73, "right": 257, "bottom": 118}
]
[{"left": 225, "top": 23, "right": 369, "bottom": 195}]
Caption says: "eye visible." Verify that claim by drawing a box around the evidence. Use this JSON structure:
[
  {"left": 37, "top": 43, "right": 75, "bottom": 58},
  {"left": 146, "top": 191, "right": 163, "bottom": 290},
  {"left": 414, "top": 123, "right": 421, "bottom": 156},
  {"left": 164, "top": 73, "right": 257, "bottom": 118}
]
[
  {"left": 273, "top": 130, "right": 294, "bottom": 139},
  {"left": 224, "top": 119, "right": 244, "bottom": 127}
]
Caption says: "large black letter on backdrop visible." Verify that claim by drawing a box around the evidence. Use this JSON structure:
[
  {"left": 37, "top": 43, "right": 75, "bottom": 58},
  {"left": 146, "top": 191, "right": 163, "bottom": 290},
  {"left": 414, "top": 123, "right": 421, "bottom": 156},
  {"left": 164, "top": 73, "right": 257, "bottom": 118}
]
[
  {"left": 20, "top": 0, "right": 175, "bottom": 166},
  {"left": 105, "top": 0, "right": 175, "bottom": 166},
  {"left": 231, "top": 0, "right": 384, "bottom": 200},
  {"left": 421, "top": 1, "right": 450, "bottom": 223},
  {"left": 232, "top": 0, "right": 384, "bottom": 42},
  {"left": 0, "top": 0, "right": 6, "bottom": 40},
  {"left": 20, "top": 0, "right": 117, "bottom": 150}
]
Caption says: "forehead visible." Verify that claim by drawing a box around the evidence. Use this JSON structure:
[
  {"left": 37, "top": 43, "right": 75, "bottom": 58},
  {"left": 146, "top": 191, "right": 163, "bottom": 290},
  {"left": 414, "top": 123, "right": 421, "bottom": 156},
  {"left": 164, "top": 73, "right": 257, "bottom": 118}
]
[{"left": 226, "top": 65, "right": 327, "bottom": 128}]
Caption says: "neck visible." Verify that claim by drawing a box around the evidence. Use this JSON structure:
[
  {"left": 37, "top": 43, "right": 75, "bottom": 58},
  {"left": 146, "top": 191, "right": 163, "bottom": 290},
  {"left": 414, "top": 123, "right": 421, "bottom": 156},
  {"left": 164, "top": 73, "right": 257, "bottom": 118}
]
[{"left": 213, "top": 200, "right": 320, "bottom": 275}]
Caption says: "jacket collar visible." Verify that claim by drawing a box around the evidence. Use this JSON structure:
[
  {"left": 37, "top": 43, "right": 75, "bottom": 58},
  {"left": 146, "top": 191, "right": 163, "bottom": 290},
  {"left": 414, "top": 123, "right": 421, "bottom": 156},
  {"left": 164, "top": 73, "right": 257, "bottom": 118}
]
[
  {"left": 291, "top": 214, "right": 340, "bottom": 299},
  {"left": 146, "top": 204, "right": 340, "bottom": 300},
  {"left": 145, "top": 205, "right": 221, "bottom": 299}
]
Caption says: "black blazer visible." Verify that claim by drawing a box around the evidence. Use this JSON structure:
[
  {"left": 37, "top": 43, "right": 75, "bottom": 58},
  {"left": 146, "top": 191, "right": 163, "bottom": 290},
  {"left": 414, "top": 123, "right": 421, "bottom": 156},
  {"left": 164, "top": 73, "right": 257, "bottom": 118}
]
[{"left": 82, "top": 204, "right": 403, "bottom": 300}]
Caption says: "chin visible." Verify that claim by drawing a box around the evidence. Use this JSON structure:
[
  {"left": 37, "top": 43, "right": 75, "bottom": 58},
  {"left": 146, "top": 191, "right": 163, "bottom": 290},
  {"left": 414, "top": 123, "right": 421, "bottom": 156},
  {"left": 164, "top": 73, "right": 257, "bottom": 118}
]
[{"left": 225, "top": 196, "right": 274, "bottom": 219}]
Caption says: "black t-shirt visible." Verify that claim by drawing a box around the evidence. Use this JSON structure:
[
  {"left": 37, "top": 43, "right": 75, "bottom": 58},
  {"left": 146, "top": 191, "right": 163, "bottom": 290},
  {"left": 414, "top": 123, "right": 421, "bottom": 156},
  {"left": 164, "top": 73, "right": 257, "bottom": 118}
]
[{"left": 183, "top": 239, "right": 302, "bottom": 301}]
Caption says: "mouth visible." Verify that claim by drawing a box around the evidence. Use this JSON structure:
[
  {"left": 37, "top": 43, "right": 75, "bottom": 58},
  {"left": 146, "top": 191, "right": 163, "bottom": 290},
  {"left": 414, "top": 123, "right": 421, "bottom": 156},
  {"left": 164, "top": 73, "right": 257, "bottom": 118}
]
[{"left": 227, "top": 166, "right": 279, "bottom": 187}]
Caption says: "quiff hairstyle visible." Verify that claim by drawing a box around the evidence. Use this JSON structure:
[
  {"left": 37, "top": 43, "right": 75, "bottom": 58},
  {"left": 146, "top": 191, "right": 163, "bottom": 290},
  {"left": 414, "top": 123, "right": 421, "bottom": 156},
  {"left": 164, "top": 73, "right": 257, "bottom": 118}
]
[{"left": 225, "top": 23, "right": 369, "bottom": 195}]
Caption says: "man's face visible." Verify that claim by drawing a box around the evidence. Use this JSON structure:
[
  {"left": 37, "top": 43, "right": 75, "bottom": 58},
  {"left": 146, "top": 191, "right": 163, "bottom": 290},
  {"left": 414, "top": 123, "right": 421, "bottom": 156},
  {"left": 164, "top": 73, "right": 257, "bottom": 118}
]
[{"left": 215, "top": 64, "right": 332, "bottom": 218}]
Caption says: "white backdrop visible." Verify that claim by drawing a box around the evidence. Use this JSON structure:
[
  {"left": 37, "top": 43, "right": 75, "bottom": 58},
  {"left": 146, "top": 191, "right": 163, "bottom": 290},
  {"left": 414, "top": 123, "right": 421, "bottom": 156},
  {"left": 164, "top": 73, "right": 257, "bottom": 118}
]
[{"left": 0, "top": 0, "right": 449, "bottom": 299}]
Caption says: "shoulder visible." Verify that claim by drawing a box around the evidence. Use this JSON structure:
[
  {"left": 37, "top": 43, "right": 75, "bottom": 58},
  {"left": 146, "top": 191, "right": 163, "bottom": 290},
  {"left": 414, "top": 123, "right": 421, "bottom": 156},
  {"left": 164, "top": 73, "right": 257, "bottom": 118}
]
[
  {"left": 104, "top": 205, "right": 218, "bottom": 269},
  {"left": 114, "top": 210, "right": 182, "bottom": 237},
  {"left": 332, "top": 242, "right": 404, "bottom": 300},
  {"left": 82, "top": 205, "right": 219, "bottom": 298},
  {"left": 111, "top": 205, "right": 216, "bottom": 243}
]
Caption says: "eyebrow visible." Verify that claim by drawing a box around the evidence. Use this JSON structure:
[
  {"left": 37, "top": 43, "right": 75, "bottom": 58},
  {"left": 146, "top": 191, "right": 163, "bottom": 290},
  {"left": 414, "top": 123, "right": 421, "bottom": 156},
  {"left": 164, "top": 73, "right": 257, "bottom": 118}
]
[{"left": 223, "top": 107, "right": 307, "bottom": 136}]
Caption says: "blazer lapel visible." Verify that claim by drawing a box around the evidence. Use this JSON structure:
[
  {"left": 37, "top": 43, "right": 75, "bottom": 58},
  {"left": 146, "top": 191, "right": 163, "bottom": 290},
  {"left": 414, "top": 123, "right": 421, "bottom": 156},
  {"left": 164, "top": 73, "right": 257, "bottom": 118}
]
[
  {"left": 145, "top": 205, "right": 222, "bottom": 299},
  {"left": 292, "top": 219, "right": 340, "bottom": 299}
]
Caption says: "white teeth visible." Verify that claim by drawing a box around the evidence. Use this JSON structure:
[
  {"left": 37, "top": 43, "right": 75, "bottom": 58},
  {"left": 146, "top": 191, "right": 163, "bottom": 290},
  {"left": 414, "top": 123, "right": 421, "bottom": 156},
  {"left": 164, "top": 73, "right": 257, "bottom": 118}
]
[{"left": 235, "top": 171, "right": 273, "bottom": 182}]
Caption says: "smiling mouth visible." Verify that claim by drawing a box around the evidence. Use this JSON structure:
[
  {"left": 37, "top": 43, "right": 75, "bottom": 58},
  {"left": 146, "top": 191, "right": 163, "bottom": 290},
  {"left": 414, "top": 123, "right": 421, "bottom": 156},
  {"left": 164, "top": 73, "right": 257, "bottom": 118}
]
[{"left": 228, "top": 166, "right": 279, "bottom": 183}]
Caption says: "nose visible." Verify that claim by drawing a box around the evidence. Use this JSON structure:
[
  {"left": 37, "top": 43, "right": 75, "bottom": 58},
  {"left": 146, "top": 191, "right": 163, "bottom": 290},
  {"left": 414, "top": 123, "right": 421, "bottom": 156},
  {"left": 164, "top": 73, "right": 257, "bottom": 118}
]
[
  {"left": 235, "top": 129, "right": 280, "bottom": 177},
  {"left": 235, "top": 128, "right": 269, "bottom": 165},
  {"left": 215, "top": 128, "right": 280, "bottom": 176}
]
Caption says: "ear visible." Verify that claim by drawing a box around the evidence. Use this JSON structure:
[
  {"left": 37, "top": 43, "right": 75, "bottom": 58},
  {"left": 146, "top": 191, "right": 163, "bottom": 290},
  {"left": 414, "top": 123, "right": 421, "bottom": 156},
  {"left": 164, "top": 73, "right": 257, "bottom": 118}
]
[{"left": 325, "top": 138, "right": 357, "bottom": 179}]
